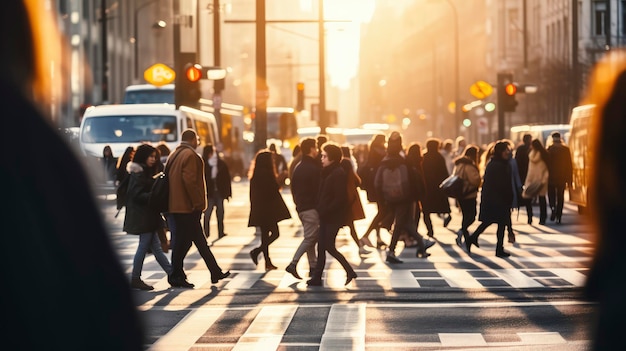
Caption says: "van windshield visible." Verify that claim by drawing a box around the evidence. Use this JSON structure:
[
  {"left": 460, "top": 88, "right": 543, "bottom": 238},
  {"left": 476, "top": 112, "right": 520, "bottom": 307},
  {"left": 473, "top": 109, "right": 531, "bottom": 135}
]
[
  {"left": 81, "top": 115, "right": 177, "bottom": 143},
  {"left": 123, "top": 90, "right": 175, "bottom": 104}
]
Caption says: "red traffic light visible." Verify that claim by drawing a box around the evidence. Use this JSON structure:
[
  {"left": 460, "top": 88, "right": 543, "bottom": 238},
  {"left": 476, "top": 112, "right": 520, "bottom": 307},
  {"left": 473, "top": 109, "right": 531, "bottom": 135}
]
[
  {"left": 185, "top": 63, "right": 203, "bottom": 82},
  {"left": 504, "top": 83, "right": 517, "bottom": 96}
]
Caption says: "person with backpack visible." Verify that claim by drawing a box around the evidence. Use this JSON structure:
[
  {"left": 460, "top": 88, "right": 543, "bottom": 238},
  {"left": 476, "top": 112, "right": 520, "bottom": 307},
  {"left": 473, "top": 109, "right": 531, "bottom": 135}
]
[
  {"left": 375, "top": 132, "right": 436, "bottom": 263},
  {"left": 123, "top": 144, "right": 172, "bottom": 290}
]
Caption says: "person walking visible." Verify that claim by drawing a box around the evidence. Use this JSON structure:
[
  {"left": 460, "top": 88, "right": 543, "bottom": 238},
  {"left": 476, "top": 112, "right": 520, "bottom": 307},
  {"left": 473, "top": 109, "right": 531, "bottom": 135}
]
[
  {"left": 101, "top": 145, "right": 117, "bottom": 184},
  {"left": 375, "top": 132, "right": 435, "bottom": 263},
  {"left": 465, "top": 141, "right": 514, "bottom": 258},
  {"left": 202, "top": 144, "right": 232, "bottom": 239},
  {"left": 452, "top": 145, "right": 481, "bottom": 247},
  {"left": 546, "top": 132, "right": 573, "bottom": 224},
  {"left": 123, "top": 144, "right": 172, "bottom": 290},
  {"left": 515, "top": 134, "right": 533, "bottom": 223},
  {"left": 404, "top": 142, "right": 427, "bottom": 247},
  {"left": 422, "top": 138, "right": 452, "bottom": 236},
  {"left": 2, "top": 1, "right": 143, "bottom": 348},
  {"left": 307, "top": 142, "right": 358, "bottom": 286},
  {"left": 115, "top": 146, "right": 135, "bottom": 186},
  {"left": 340, "top": 145, "right": 370, "bottom": 255},
  {"left": 248, "top": 150, "right": 292, "bottom": 271},
  {"left": 358, "top": 133, "right": 391, "bottom": 249},
  {"left": 286, "top": 138, "right": 321, "bottom": 279},
  {"left": 523, "top": 139, "right": 550, "bottom": 225},
  {"left": 167, "top": 129, "right": 230, "bottom": 288}
]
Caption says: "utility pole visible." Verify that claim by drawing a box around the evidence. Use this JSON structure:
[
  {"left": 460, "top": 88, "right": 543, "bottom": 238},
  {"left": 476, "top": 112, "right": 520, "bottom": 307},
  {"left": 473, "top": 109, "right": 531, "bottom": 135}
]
[
  {"left": 318, "top": 0, "right": 327, "bottom": 134},
  {"left": 254, "top": 0, "right": 268, "bottom": 152},
  {"left": 100, "top": 0, "right": 109, "bottom": 103},
  {"left": 213, "top": 0, "right": 224, "bottom": 136}
]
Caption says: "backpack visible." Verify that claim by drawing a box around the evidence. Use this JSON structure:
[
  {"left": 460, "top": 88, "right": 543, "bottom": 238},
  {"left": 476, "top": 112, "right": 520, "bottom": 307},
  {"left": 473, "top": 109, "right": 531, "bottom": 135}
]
[
  {"left": 115, "top": 175, "right": 130, "bottom": 211},
  {"left": 381, "top": 164, "right": 410, "bottom": 203}
]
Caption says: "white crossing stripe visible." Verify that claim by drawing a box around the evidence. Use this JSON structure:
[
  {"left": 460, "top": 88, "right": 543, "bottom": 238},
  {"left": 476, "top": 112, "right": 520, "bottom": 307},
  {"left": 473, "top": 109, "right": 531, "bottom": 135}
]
[
  {"left": 148, "top": 308, "right": 226, "bottom": 351},
  {"left": 232, "top": 305, "right": 298, "bottom": 351},
  {"left": 320, "top": 303, "right": 366, "bottom": 351},
  {"left": 518, "top": 332, "right": 567, "bottom": 344},
  {"left": 551, "top": 268, "right": 588, "bottom": 286},
  {"left": 439, "top": 333, "right": 487, "bottom": 346},
  {"left": 390, "top": 269, "right": 421, "bottom": 288},
  {"left": 225, "top": 271, "right": 266, "bottom": 289},
  {"left": 439, "top": 269, "right": 483, "bottom": 288},
  {"left": 495, "top": 269, "right": 545, "bottom": 288}
]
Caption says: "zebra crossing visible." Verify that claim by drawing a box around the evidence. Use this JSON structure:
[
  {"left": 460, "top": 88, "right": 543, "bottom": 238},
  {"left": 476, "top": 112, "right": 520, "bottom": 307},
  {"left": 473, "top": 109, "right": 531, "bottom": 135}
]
[{"left": 144, "top": 302, "right": 591, "bottom": 351}]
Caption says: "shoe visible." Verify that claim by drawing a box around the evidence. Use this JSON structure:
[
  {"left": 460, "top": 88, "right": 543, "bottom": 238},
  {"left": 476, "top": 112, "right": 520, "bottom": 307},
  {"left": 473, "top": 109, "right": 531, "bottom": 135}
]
[
  {"left": 550, "top": 211, "right": 556, "bottom": 221},
  {"left": 359, "top": 237, "right": 375, "bottom": 248},
  {"left": 286, "top": 264, "right": 302, "bottom": 279},
  {"left": 423, "top": 239, "right": 436, "bottom": 250},
  {"left": 527, "top": 218, "right": 532, "bottom": 225},
  {"left": 416, "top": 250, "right": 431, "bottom": 258},
  {"left": 307, "top": 278, "right": 322, "bottom": 286},
  {"left": 508, "top": 232, "right": 516, "bottom": 243},
  {"left": 131, "top": 278, "right": 154, "bottom": 291},
  {"left": 376, "top": 239, "right": 387, "bottom": 249},
  {"left": 465, "top": 234, "right": 478, "bottom": 253},
  {"left": 211, "top": 271, "right": 230, "bottom": 284},
  {"left": 443, "top": 215, "right": 452, "bottom": 228},
  {"left": 250, "top": 248, "right": 260, "bottom": 266},
  {"left": 386, "top": 252, "right": 403, "bottom": 263},
  {"left": 265, "top": 263, "right": 278, "bottom": 271},
  {"left": 168, "top": 276, "right": 194, "bottom": 288},
  {"left": 345, "top": 272, "right": 357, "bottom": 285},
  {"left": 358, "top": 246, "right": 372, "bottom": 255},
  {"left": 416, "top": 240, "right": 435, "bottom": 258},
  {"left": 455, "top": 230, "right": 463, "bottom": 247},
  {"left": 538, "top": 220, "right": 546, "bottom": 225},
  {"left": 496, "top": 250, "right": 511, "bottom": 258},
  {"left": 556, "top": 217, "right": 561, "bottom": 224},
  {"left": 218, "top": 233, "right": 227, "bottom": 238}
]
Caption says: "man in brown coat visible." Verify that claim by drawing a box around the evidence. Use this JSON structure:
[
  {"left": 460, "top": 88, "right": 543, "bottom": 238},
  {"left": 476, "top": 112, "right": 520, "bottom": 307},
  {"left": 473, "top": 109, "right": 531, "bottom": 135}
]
[{"left": 167, "top": 129, "right": 230, "bottom": 288}]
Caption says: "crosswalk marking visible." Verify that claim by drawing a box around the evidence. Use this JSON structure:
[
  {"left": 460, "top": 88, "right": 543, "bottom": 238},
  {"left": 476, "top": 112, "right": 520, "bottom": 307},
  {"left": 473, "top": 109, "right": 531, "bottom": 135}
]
[
  {"left": 232, "top": 305, "right": 297, "bottom": 351},
  {"left": 320, "top": 303, "right": 366, "bottom": 351},
  {"left": 518, "top": 332, "right": 566, "bottom": 344},
  {"left": 148, "top": 308, "right": 226, "bottom": 351},
  {"left": 440, "top": 333, "right": 487, "bottom": 346}
]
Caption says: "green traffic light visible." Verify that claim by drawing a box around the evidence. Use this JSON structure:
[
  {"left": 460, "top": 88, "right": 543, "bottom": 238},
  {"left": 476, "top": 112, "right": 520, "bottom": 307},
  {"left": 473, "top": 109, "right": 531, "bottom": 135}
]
[{"left": 485, "top": 102, "right": 496, "bottom": 112}]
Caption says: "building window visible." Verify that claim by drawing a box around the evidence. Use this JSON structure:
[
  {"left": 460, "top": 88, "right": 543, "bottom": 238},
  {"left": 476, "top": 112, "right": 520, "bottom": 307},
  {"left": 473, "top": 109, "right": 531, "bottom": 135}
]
[{"left": 593, "top": 0, "right": 607, "bottom": 36}]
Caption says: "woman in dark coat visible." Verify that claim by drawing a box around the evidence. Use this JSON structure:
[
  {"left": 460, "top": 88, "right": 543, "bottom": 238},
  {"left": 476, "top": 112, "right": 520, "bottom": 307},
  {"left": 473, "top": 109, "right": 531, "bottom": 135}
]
[
  {"left": 123, "top": 144, "right": 172, "bottom": 290},
  {"left": 248, "top": 150, "right": 291, "bottom": 270},
  {"left": 308, "top": 142, "right": 357, "bottom": 286},
  {"left": 358, "top": 133, "right": 390, "bottom": 248},
  {"left": 421, "top": 138, "right": 452, "bottom": 237},
  {"left": 340, "top": 146, "right": 369, "bottom": 255},
  {"left": 466, "top": 141, "right": 514, "bottom": 258}
]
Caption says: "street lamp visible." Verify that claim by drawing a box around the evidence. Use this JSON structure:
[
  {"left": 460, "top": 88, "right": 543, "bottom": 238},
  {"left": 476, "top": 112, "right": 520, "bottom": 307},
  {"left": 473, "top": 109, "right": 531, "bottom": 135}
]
[{"left": 133, "top": 0, "right": 163, "bottom": 81}]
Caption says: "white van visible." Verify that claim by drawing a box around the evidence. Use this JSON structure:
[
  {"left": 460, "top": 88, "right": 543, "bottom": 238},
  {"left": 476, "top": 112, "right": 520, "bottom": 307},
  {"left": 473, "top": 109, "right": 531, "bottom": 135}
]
[
  {"left": 123, "top": 84, "right": 175, "bottom": 104},
  {"left": 79, "top": 104, "right": 219, "bottom": 191}
]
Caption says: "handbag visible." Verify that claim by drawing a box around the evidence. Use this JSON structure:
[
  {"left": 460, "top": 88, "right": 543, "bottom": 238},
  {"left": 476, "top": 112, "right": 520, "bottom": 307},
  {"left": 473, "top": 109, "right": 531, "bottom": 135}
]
[
  {"left": 522, "top": 181, "right": 542, "bottom": 199},
  {"left": 439, "top": 174, "right": 465, "bottom": 199},
  {"left": 149, "top": 172, "right": 169, "bottom": 213}
]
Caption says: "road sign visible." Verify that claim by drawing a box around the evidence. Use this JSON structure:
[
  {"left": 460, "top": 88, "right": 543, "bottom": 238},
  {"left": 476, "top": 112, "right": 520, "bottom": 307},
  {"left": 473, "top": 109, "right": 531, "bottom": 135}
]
[
  {"left": 144, "top": 63, "right": 176, "bottom": 86},
  {"left": 470, "top": 80, "right": 493, "bottom": 100}
]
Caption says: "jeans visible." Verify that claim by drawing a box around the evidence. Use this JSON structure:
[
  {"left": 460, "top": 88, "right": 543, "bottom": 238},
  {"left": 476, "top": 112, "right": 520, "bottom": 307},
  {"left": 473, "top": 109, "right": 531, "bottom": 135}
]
[
  {"left": 132, "top": 231, "right": 172, "bottom": 279},
  {"left": 204, "top": 191, "right": 225, "bottom": 237},
  {"left": 171, "top": 211, "right": 223, "bottom": 280},
  {"left": 291, "top": 209, "right": 319, "bottom": 269}
]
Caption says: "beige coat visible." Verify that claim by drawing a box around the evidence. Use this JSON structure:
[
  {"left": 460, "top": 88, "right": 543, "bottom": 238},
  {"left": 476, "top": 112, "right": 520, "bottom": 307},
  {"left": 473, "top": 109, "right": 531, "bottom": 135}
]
[
  {"left": 523, "top": 149, "right": 549, "bottom": 197},
  {"left": 167, "top": 143, "right": 207, "bottom": 213},
  {"left": 453, "top": 159, "right": 482, "bottom": 200}
]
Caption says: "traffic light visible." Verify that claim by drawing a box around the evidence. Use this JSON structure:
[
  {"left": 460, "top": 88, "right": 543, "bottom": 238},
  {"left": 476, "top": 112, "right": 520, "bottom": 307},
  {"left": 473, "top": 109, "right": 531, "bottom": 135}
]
[
  {"left": 296, "top": 82, "right": 305, "bottom": 111},
  {"left": 175, "top": 63, "right": 202, "bottom": 108},
  {"left": 498, "top": 72, "right": 518, "bottom": 112}
]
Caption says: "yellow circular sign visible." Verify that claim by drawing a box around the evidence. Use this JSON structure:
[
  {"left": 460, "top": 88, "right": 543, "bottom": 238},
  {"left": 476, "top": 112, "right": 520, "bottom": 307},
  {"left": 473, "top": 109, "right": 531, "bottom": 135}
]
[
  {"left": 144, "top": 63, "right": 176, "bottom": 86},
  {"left": 470, "top": 80, "right": 493, "bottom": 100}
]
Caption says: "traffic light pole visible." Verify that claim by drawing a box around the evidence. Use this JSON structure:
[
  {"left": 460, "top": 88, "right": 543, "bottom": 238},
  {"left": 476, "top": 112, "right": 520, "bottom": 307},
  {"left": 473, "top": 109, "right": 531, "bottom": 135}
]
[
  {"left": 254, "top": 0, "right": 268, "bottom": 152},
  {"left": 497, "top": 72, "right": 506, "bottom": 139}
]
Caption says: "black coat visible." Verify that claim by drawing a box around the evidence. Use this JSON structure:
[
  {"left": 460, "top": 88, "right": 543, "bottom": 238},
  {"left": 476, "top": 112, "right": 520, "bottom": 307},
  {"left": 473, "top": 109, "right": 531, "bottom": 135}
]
[
  {"left": 422, "top": 150, "right": 451, "bottom": 213},
  {"left": 1, "top": 80, "right": 143, "bottom": 350},
  {"left": 547, "top": 142, "right": 573, "bottom": 186},
  {"left": 205, "top": 158, "right": 232, "bottom": 199},
  {"left": 291, "top": 155, "right": 321, "bottom": 213},
  {"left": 316, "top": 162, "right": 348, "bottom": 225},
  {"left": 478, "top": 157, "right": 514, "bottom": 223},
  {"left": 515, "top": 143, "right": 531, "bottom": 183},
  {"left": 123, "top": 162, "right": 163, "bottom": 234},
  {"left": 248, "top": 171, "right": 291, "bottom": 227}
]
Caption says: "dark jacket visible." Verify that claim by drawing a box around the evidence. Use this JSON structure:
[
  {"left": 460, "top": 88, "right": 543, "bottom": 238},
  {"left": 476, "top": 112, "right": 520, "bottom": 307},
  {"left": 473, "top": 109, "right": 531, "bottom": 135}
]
[
  {"left": 2, "top": 80, "right": 143, "bottom": 350},
  {"left": 316, "top": 161, "right": 348, "bottom": 225},
  {"left": 547, "top": 142, "right": 573, "bottom": 186},
  {"left": 341, "top": 158, "right": 365, "bottom": 223},
  {"left": 291, "top": 155, "right": 321, "bottom": 213},
  {"left": 123, "top": 162, "right": 163, "bottom": 234},
  {"left": 515, "top": 142, "right": 531, "bottom": 183},
  {"left": 422, "top": 150, "right": 452, "bottom": 213},
  {"left": 359, "top": 145, "right": 385, "bottom": 202},
  {"left": 248, "top": 170, "right": 291, "bottom": 227},
  {"left": 478, "top": 157, "right": 514, "bottom": 223},
  {"left": 205, "top": 157, "right": 232, "bottom": 200},
  {"left": 374, "top": 153, "right": 413, "bottom": 204}
]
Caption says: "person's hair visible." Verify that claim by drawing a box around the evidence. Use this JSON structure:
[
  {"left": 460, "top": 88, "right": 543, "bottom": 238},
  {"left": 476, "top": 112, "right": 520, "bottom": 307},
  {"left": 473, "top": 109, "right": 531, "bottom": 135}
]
[
  {"left": 156, "top": 143, "right": 170, "bottom": 157},
  {"left": 181, "top": 129, "right": 197, "bottom": 142},
  {"left": 133, "top": 144, "right": 156, "bottom": 165},
  {"left": 426, "top": 138, "right": 441, "bottom": 152},
  {"left": 102, "top": 145, "right": 113, "bottom": 158},
  {"left": 463, "top": 144, "right": 480, "bottom": 164},
  {"left": 406, "top": 142, "right": 423, "bottom": 166},
  {"left": 292, "top": 144, "right": 301, "bottom": 158},
  {"left": 341, "top": 145, "right": 352, "bottom": 158},
  {"left": 386, "top": 131, "right": 403, "bottom": 155},
  {"left": 369, "top": 133, "right": 386, "bottom": 149},
  {"left": 202, "top": 144, "right": 214, "bottom": 161},
  {"left": 523, "top": 133, "right": 532, "bottom": 143},
  {"left": 269, "top": 143, "right": 277, "bottom": 152},
  {"left": 250, "top": 150, "right": 276, "bottom": 180},
  {"left": 493, "top": 141, "right": 510, "bottom": 160},
  {"left": 117, "top": 146, "right": 135, "bottom": 170},
  {"left": 322, "top": 142, "right": 342, "bottom": 163},
  {"left": 442, "top": 139, "right": 454, "bottom": 150},
  {"left": 551, "top": 131, "right": 561, "bottom": 140},
  {"left": 316, "top": 134, "right": 328, "bottom": 149},
  {"left": 531, "top": 138, "right": 549, "bottom": 162},
  {"left": 300, "top": 137, "right": 316, "bottom": 155}
]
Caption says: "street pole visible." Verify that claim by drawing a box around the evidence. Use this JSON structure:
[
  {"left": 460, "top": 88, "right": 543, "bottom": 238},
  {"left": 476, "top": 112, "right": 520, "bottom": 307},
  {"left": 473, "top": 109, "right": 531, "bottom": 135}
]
[
  {"left": 213, "top": 0, "right": 223, "bottom": 137},
  {"left": 254, "top": 0, "right": 268, "bottom": 152},
  {"left": 318, "top": 0, "right": 327, "bottom": 134},
  {"left": 445, "top": 0, "right": 460, "bottom": 137},
  {"left": 100, "top": 0, "right": 109, "bottom": 103}
]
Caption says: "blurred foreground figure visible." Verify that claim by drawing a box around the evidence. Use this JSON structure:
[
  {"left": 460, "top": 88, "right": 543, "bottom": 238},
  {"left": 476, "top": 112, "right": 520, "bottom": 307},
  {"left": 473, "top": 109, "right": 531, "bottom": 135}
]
[
  {"left": 1, "top": 2, "right": 143, "bottom": 350},
  {"left": 584, "top": 49, "right": 626, "bottom": 350}
]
